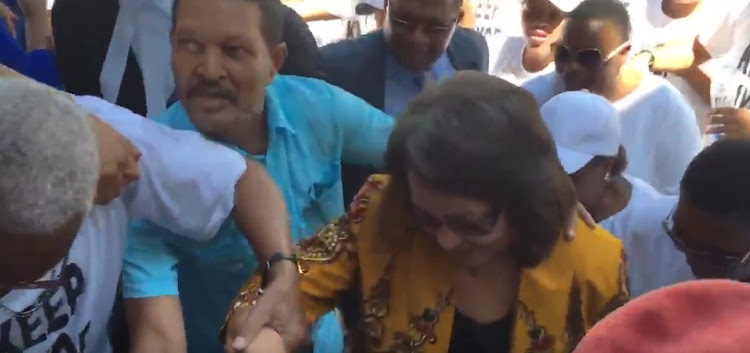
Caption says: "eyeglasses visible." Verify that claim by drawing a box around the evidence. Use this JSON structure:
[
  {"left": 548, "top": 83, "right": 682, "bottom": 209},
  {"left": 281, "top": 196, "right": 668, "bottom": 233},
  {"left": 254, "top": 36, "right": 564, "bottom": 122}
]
[
  {"left": 387, "top": 8, "right": 459, "bottom": 36},
  {"left": 412, "top": 204, "right": 502, "bottom": 238},
  {"left": 662, "top": 210, "right": 750, "bottom": 267},
  {"left": 555, "top": 41, "right": 630, "bottom": 68}
]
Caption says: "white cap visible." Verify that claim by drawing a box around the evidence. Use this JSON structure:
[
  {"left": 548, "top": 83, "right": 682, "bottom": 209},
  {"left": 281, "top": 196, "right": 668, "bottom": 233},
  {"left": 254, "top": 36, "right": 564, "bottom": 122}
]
[
  {"left": 355, "top": 0, "right": 385, "bottom": 15},
  {"left": 540, "top": 91, "right": 621, "bottom": 174},
  {"left": 550, "top": 0, "right": 584, "bottom": 12}
]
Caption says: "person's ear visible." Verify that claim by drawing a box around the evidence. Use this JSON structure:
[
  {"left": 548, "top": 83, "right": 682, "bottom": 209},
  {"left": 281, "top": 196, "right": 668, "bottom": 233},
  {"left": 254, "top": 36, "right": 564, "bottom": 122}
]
[
  {"left": 621, "top": 43, "right": 633, "bottom": 58},
  {"left": 270, "top": 42, "right": 288, "bottom": 74},
  {"left": 601, "top": 158, "right": 617, "bottom": 180}
]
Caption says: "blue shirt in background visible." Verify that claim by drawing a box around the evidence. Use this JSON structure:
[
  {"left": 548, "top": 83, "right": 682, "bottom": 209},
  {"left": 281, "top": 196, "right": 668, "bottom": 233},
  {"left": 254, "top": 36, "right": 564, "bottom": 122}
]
[
  {"left": 383, "top": 52, "right": 455, "bottom": 116},
  {"left": 122, "top": 75, "right": 394, "bottom": 353},
  {"left": 0, "top": 14, "right": 62, "bottom": 88}
]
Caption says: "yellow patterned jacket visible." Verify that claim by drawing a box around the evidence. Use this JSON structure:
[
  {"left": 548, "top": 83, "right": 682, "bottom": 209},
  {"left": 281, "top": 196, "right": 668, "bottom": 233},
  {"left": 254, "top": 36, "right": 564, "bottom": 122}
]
[{"left": 231, "top": 174, "right": 629, "bottom": 353}]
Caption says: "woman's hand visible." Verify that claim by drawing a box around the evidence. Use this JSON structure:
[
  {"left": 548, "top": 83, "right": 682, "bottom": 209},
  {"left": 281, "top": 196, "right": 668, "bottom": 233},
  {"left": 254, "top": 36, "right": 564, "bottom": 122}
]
[
  {"left": 706, "top": 108, "right": 750, "bottom": 140},
  {"left": 237, "top": 327, "right": 286, "bottom": 353},
  {"left": 564, "top": 202, "right": 596, "bottom": 241}
]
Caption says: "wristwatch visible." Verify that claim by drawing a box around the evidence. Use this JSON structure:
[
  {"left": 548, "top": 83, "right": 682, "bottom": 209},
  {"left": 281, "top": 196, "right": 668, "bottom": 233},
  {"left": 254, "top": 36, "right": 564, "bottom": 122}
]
[{"left": 637, "top": 49, "right": 656, "bottom": 70}]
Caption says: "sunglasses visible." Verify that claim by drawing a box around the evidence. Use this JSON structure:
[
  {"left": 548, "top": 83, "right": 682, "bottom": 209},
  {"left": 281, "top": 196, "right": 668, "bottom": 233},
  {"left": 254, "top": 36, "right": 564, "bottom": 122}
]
[{"left": 555, "top": 41, "right": 630, "bottom": 68}]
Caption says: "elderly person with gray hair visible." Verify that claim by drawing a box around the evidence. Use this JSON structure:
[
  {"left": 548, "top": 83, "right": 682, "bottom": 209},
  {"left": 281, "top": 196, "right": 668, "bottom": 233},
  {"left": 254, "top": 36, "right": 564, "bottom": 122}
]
[{"left": 0, "top": 77, "right": 305, "bottom": 353}]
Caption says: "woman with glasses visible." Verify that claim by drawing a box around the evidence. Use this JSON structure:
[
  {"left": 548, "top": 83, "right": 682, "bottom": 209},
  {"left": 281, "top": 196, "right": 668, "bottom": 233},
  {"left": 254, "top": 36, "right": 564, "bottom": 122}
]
[
  {"left": 523, "top": 0, "right": 701, "bottom": 196},
  {"left": 221, "top": 72, "right": 628, "bottom": 353},
  {"left": 488, "top": 0, "right": 581, "bottom": 85}
]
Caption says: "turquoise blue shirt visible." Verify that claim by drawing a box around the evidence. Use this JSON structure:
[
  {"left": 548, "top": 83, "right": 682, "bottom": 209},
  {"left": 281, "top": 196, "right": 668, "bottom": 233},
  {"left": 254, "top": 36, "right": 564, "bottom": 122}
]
[
  {"left": 383, "top": 52, "right": 455, "bottom": 116},
  {"left": 122, "top": 75, "right": 394, "bottom": 353}
]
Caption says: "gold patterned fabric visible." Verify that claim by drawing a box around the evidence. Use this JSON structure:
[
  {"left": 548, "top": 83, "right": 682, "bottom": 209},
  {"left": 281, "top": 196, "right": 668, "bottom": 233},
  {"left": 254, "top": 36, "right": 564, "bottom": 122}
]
[{"left": 227, "top": 174, "right": 629, "bottom": 352}]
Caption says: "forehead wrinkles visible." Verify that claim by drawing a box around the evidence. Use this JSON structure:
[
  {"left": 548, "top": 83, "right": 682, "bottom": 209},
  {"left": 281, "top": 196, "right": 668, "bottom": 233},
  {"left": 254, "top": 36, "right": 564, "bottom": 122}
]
[{"left": 174, "top": 0, "right": 263, "bottom": 41}]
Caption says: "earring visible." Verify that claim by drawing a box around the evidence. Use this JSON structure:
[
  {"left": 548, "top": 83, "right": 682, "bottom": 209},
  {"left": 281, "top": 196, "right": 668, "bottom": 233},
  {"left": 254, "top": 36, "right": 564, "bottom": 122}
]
[{"left": 604, "top": 172, "right": 611, "bottom": 181}]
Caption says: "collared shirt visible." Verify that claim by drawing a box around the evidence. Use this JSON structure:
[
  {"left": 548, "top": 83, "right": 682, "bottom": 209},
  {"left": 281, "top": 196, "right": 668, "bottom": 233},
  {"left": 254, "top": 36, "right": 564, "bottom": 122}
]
[
  {"left": 100, "top": 0, "right": 173, "bottom": 117},
  {"left": 122, "top": 75, "right": 393, "bottom": 353},
  {"left": 383, "top": 52, "right": 455, "bottom": 116}
]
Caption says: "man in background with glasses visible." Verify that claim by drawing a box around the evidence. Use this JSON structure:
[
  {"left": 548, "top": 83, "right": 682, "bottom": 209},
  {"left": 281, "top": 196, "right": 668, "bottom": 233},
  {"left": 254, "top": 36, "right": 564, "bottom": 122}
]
[
  {"left": 522, "top": 0, "right": 701, "bottom": 196},
  {"left": 662, "top": 140, "right": 750, "bottom": 282},
  {"left": 316, "top": 0, "right": 488, "bottom": 205}
]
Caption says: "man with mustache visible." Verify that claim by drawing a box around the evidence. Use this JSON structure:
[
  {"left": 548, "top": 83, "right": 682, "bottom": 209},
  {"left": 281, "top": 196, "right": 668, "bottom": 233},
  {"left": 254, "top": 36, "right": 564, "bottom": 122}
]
[{"left": 121, "top": 0, "right": 393, "bottom": 352}]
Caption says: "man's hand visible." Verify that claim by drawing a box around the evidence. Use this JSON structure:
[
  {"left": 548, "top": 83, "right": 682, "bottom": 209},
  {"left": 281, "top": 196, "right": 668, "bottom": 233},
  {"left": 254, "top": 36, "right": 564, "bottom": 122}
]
[
  {"left": 0, "top": 3, "right": 18, "bottom": 38},
  {"left": 224, "top": 263, "right": 306, "bottom": 352},
  {"left": 564, "top": 202, "right": 596, "bottom": 241},
  {"left": 239, "top": 328, "right": 286, "bottom": 353},
  {"left": 88, "top": 114, "right": 142, "bottom": 204},
  {"left": 706, "top": 108, "right": 750, "bottom": 140}
]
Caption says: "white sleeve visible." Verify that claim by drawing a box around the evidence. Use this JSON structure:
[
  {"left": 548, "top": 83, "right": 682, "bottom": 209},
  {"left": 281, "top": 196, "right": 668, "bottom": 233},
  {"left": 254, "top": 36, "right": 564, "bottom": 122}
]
[
  {"left": 701, "top": 1, "right": 750, "bottom": 58},
  {"left": 520, "top": 72, "right": 565, "bottom": 106},
  {"left": 652, "top": 92, "right": 702, "bottom": 195},
  {"left": 74, "top": 96, "right": 247, "bottom": 241}
]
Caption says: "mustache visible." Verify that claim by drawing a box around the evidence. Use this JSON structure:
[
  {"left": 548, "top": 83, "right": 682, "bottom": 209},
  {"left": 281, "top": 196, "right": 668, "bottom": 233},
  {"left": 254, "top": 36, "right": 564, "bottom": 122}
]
[{"left": 187, "top": 82, "right": 236, "bottom": 102}]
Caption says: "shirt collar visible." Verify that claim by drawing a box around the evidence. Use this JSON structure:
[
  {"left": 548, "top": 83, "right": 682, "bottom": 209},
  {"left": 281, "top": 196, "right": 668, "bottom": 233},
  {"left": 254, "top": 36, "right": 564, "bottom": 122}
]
[
  {"left": 265, "top": 76, "right": 296, "bottom": 134},
  {"left": 385, "top": 51, "right": 451, "bottom": 79}
]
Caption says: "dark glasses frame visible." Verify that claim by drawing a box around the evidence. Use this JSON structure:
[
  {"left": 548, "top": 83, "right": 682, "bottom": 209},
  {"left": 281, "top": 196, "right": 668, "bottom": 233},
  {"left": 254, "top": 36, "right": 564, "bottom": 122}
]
[
  {"left": 555, "top": 41, "right": 630, "bottom": 68},
  {"left": 387, "top": 6, "right": 459, "bottom": 35},
  {"left": 662, "top": 209, "right": 750, "bottom": 267}
]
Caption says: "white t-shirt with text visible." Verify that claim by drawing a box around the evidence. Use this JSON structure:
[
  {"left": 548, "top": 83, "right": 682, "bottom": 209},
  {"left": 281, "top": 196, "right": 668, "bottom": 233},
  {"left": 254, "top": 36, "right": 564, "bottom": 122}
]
[{"left": 0, "top": 96, "right": 247, "bottom": 353}]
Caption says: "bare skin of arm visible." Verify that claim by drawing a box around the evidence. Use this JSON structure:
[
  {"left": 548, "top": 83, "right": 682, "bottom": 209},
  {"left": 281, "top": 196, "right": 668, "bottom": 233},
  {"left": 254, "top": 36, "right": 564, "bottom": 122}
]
[
  {"left": 672, "top": 39, "right": 712, "bottom": 105},
  {"left": 126, "top": 161, "right": 295, "bottom": 353},
  {"left": 629, "top": 37, "right": 712, "bottom": 104},
  {"left": 126, "top": 297, "right": 187, "bottom": 353}
]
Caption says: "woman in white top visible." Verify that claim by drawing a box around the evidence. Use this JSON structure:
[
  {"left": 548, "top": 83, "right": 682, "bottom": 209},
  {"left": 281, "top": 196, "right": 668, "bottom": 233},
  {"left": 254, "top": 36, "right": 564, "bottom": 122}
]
[{"left": 488, "top": 0, "right": 581, "bottom": 85}]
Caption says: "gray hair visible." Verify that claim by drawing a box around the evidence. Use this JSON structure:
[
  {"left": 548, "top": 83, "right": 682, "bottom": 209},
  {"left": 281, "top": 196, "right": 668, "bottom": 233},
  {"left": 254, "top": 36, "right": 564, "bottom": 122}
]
[{"left": 0, "top": 78, "right": 98, "bottom": 234}]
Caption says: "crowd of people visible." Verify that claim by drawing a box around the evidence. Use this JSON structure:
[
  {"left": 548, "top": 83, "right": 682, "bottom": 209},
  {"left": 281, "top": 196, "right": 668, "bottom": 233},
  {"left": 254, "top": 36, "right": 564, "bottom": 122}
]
[{"left": 1, "top": 0, "right": 750, "bottom": 352}]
